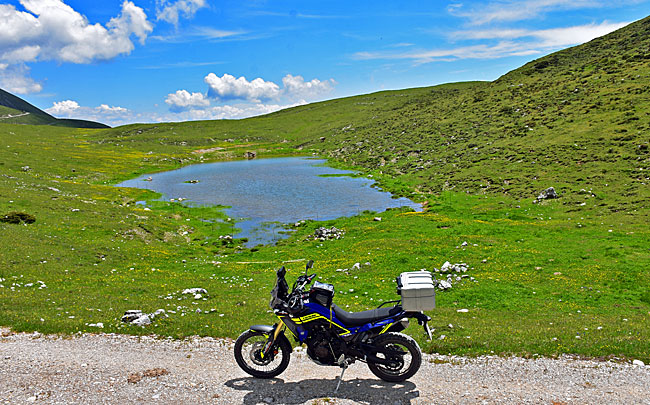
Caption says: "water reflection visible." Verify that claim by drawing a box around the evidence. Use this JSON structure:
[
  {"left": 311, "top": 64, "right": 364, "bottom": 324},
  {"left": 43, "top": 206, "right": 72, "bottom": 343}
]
[{"left": 116, "top": 157, "right": 421, "bottom": 246}]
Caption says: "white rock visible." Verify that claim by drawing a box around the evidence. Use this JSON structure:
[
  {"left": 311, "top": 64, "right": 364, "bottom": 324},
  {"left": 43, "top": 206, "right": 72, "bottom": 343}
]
[
  {"left": 132, "top": 315, "right": 151, "bottom": 326},
  {"left": 457, "top": 309, "right": 469, "bottom": 313},
  {"left": 632, "top": 359, "right": 645, "bottom": 367},
  {"left": 182, "top": 288, "right": 208, "bottom": 295},
  {"left": 352, "top": 263, "right": 361, "bottom": 270}
]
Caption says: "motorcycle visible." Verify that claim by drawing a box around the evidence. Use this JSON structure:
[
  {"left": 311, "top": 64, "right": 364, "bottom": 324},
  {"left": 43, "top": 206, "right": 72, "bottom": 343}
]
[{"left": 233, "top": 260, "right": 433, "bottom": 389}]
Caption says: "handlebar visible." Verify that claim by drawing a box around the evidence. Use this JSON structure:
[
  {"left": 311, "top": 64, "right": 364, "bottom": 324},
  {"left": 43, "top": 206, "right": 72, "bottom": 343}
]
[{"left": 273, "top": 261, "right": 317, "bottom": 312}]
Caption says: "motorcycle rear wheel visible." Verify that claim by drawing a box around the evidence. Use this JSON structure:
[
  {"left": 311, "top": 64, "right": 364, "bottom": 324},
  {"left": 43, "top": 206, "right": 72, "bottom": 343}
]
[
  {"left": 367, "top": 332, "right": 422, "bottom": 382},
  {"left": 233, "top": 330, "right": 291, "bottom": 378}
]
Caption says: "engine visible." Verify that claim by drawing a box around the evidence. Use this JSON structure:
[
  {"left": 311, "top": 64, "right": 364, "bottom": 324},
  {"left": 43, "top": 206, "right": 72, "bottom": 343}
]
[{"left": 305, "top": 327, "right": 345, "bottom": 366}]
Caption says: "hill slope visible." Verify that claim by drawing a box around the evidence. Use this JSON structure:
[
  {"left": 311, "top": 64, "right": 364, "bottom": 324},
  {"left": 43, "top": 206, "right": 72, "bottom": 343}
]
[
  {"left": 0, "top": 14, "right": 648, "bottom": 362},
  {"left": 0, "top": 88, "right": 109, "bottom": 128},
  {"left": 94, "top": 15, "right": 650, "bottom": 217}
]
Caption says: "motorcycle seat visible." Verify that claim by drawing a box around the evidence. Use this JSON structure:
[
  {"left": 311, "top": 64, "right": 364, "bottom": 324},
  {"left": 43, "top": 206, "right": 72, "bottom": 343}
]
[{"left": 331, "top": 304, "right": 402, "bottom": 327}]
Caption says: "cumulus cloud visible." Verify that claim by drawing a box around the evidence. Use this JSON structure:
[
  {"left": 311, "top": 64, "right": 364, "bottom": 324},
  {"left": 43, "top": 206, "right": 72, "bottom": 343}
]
[
  {"left": 204, "top": 73, "right": 335, "bottom": 102},
  {"left": 205, "top": 73, "right": 281, "bottom": 102},
  {"left": 0, "top": 0, "right": 153, "bottom": 65},
  {"left": 45, "top": 99, "right": 131, "bottom": 126},
  {"left": 175, "top": 100, "right": 308, "bottom": 121},
  {"left": 282, "top": 74, "right": 335, "bottom": 100},
  {"left": 165, "top": 89, "right": 210, "bottom": 112},
  {"left": 156, "top": 0, "right": 206, "bottom": 26},
  {"left": 46, "top": 100, "right": 80, "bottom": 115},
  {"left": 0, "top": 63, "right": 42, "bottom": 94},
  {"left": 98, "top": 104, "right": 129, "bottom": 113}
]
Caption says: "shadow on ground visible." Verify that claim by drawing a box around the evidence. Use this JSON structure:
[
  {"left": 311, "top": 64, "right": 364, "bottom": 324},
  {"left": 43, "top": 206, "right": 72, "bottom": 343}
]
[{"left": 225, "top": 376, "right": 420, "bottom": 404}]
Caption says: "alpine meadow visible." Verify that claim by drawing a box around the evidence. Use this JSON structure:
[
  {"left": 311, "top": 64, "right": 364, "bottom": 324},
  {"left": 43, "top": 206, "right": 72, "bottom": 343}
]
[{"left": 1, "top": 13, "right": 649, "bottom": 364}]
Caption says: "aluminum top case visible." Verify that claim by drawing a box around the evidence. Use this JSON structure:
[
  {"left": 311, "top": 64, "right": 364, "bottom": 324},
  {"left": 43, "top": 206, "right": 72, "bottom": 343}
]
[{"left": 397, "top": 271, "right": 435, "bottom": 311}]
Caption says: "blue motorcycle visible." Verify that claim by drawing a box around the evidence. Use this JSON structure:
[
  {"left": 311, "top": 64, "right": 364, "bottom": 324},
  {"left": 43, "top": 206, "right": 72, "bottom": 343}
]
[{"left": 234, "top": 260, "right": 433, "bottom": 387}]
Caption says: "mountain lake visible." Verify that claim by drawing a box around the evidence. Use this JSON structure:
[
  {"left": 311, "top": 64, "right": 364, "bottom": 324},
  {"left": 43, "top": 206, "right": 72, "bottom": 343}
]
[{"left": 115, "top": 156, "right": 421, "bottom": 246}]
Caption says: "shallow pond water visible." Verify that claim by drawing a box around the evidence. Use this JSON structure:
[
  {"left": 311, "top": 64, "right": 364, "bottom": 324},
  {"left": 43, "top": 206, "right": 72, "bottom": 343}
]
[{"left": 116, "top": 157, "right": 421, "bottom": 246}]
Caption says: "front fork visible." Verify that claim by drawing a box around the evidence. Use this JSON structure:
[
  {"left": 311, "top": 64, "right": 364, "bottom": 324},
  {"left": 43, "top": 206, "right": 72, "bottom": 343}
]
[{"left": 261, "top": 322, "right": 284, "bottom": 358}]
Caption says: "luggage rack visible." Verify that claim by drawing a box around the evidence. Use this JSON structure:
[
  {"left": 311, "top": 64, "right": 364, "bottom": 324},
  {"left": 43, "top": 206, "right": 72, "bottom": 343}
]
[{"left": 376, "top": 299, "right": 401, "bottom": 308}]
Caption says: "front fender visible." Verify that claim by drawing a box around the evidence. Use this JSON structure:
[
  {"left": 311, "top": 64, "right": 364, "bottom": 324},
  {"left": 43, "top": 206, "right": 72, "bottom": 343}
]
[
  {"left": 250, "top": 324, "right": 274, "bottom": 334},
  {"left": 249, "top": 324, "right": 293, "bottom": 353}
]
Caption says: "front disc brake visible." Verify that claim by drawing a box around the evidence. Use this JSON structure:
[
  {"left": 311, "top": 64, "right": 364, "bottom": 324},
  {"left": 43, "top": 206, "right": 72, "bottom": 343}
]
[{"left": 249, "top": 341, "right": 273, "bottom": 366}]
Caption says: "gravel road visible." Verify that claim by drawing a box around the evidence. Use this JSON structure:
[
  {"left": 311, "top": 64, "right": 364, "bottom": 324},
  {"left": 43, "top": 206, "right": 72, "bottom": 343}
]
[{"left": 1, "top": 327, "right": 649, "bottom": 404}]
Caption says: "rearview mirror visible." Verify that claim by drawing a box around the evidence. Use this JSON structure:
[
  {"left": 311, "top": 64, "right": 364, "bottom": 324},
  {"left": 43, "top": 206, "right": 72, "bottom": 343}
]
[{"left": 306, "top": 260, "right": 314, "bottom": 270}]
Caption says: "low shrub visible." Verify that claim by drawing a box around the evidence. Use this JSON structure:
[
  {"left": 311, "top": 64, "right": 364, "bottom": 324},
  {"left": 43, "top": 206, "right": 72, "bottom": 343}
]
[{"left": 0, "top": 212, "right": 36, "bottom": 224}]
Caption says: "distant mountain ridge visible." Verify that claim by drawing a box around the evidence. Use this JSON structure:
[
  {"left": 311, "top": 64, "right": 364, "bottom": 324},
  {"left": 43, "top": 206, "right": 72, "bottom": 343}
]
[{"left": 0, "top": 88, "right": 109, "bottom": 128}]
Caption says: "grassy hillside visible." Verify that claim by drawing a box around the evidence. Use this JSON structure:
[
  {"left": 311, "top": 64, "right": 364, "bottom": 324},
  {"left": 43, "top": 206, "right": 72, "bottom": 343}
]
[
  {"left": 0, "top": 88, "right": 109, "bottom": 129},
  {"left": 0, "top": 16, "right": 648, "bottom": 362},
  {"left": 95, "top": 16, "right": 650, "bottom": 215}
]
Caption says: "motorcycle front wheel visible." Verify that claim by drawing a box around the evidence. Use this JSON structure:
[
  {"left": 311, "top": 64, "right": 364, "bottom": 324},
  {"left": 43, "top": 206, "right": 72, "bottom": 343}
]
[
  {"left": 367, "top": 332, "right": 422, "bottom": 382},
  {"left": 233, "top": 330, "right": 291, "bottom": 378}
]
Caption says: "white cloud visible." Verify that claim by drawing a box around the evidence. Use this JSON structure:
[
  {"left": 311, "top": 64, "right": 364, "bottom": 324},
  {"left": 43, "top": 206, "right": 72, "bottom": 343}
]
[
  {"left": 156, "top": 0, "right": 206, "bottom": 26},
  {"left": 203, "top": 73, "right": 336, "bottom": 102},
  {"left": 177, "top": 100, "right": 308, "bottom": 121},
  {"left": 0, "top": 63, "right": 42, "bottom": 94},
  {"left": 45, "top": 99, "right": 131, "bottom": 126},
  {"left": 165, "top": 89, "right": 210, "bottom": 112},
  {"left": 282, "top": 74, "right": 335, "bottom": 100},
  {"left": 449, "top": 0, "right": 603, "bottom": 25},
  {"left": 46, "top": 99, "right": 80, "bottom": 115},
  {"left": 356, "top": 21, "right": 630, "bottom": 64},
  {"left": 0, "top": 0, "right": 153, "bottom": 65},
  {"left": 98, "top": 104, "right": 128, "bottom": 113},
  {"left": 452, "top": 22, "right": 629, "bottom": 47},
  {"left": 205, "top": 73, "right": 281, "bottom": 102},
  {"left": 527, "top": 22, "right": 630, "bottom": 48}
]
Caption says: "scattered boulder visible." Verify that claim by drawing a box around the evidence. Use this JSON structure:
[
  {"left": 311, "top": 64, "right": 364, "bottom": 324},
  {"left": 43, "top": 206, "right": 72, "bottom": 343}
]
[
  {"left": 132, "top": 315, "right": 152, "bottom": 326},
  {"left": 121, "top": 309, "right": 167, "bottom": 326},
  {"left": 21, "top": 165, "right": 31, "bottom": 172},
  {"left": 336, "top": 262, "right": 370, "bottom": 274},
  {"left": 373, "top": 217, "right": 382, "bottom": 222},
  {"left": 534, "top": 187, "right": 559, "bottom": 203},
  {"left": 244, "top": 151, "right": 256, "bottom": 159},
  {"left": 121, "top": 310, "right": 144, "bottom": 323},
  {"left": 432, "top": 261, "right": 475, "bottom": 290},
  {"left": 144, "top": 176, "right": 153, "bottom": 181},
  {"left": 184, "top": 179, "right": 200, "bottom": 184},
  {"left": 305, "top": 226, "right": 345, "bottom": 241},
  {"left": 182, "top": 288, "right": 208, "bottom": 296}
]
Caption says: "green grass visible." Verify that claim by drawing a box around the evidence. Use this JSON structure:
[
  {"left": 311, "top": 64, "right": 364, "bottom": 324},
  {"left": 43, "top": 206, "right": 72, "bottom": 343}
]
[{"left": 1, "top": 15, "right": 649, "bottom": 363}]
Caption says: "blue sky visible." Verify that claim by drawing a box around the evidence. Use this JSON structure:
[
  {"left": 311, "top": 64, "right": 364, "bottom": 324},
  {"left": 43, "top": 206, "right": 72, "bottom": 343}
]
[{"left": 1, "top": 0, "right": 649, "bottom": 126}]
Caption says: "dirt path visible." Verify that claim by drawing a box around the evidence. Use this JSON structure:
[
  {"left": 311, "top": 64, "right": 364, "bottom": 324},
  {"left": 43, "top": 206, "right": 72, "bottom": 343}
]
[{"left": 1, "top": 328, "right": 648, "bottom": 404}]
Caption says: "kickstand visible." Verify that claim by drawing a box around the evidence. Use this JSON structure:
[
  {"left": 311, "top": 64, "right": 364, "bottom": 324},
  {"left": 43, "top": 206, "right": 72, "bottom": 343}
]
[
  {"left": 335, "top": 354, "right": 348, "bottom": 392},
  {"left": 335, "top": 362, "right": 347, "bottom": 392}
]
